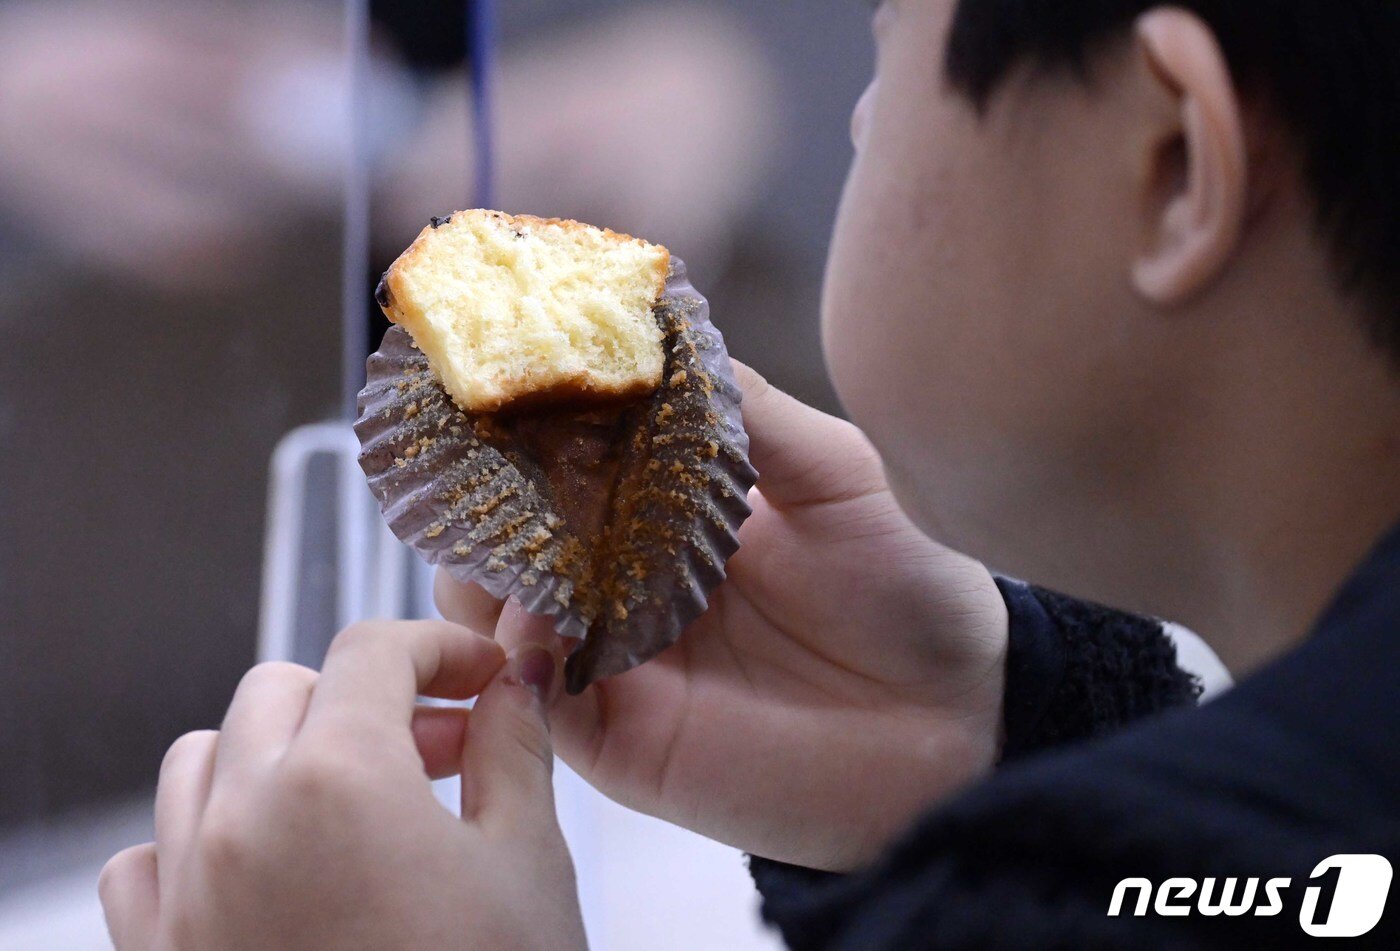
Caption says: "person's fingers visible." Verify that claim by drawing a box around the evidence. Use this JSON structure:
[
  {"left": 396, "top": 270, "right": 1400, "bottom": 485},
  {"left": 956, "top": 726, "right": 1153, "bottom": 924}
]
[
  {"left": 491, "top": 598, "right": 562, "bottom": 654},
  {"left": 301, "top": 620, "right": 505, "bottom": 739},
  {"left": 411, "top": 706, "right": 470, "bottom": 780},
  {"left": 433, "top": 570, "right": 505, "bottom": 634},
  {"left": 216, "top": 663, "right": 316, "bottom": 782},
  {"left": 460, "top": 645, "right": 560, "bottom": 833},
  {"left": 730, "top": 360, "right": 886, "bottom": 509},
  {"left": 490, "top": 602, "right": 616, "bottom": 778},
  {"left": 153, "top": 730, "right": 217, "bottom": 894},
  {"left": 489, "top": 599, "right": 668, "bottom": 799},
  {"left": 492, "top": 599, "right": 599, "bottom": 746},
  {"left": 98, "top": 843, "right": 159, "bottom": 951}
]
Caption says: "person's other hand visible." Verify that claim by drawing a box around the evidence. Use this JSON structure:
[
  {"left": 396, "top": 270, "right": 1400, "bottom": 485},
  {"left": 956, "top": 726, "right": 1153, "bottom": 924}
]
[
  {"left": 437, "top": 364, "right": 1009, "bottom": 872},
  {"left": 0, "top": 0, "right": 348, "bottom": 293},
  {"left": 98, "top": 622, "right": 586, "bottom": 951}
]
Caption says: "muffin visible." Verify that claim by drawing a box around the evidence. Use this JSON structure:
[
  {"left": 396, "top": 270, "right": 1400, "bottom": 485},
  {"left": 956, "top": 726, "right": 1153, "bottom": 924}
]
[
  {"left": 357, "top": 211, "right": 756, "bottom": 693},
  {"left": 374, "top": 211, "right": 671, "bottom": 414}
]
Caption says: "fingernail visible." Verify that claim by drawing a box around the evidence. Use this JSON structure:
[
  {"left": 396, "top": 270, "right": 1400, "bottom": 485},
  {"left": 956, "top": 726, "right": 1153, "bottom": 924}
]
[{"left": 503, "top": 644, "right": 556, "bottom": 703}]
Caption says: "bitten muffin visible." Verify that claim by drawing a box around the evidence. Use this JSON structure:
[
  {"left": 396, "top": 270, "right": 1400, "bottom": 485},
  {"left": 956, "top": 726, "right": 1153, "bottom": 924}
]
[
  {"left": 357, "top": 213, "right": 756, "bottom": 693},
  {"left": 375, "top": 210, "right": 671, "bottom": 414}
]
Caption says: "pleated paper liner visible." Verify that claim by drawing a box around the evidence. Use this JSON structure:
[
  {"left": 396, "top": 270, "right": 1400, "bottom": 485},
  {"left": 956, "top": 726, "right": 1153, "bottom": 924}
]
[{"left": 355, "top": 258, "right": 757, "bottom": 693}]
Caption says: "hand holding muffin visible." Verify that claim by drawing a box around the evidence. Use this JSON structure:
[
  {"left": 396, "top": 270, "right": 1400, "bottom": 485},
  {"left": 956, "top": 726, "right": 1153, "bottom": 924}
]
[{"left": 438, "top": 364, "right": 1012, "bottom": 873}]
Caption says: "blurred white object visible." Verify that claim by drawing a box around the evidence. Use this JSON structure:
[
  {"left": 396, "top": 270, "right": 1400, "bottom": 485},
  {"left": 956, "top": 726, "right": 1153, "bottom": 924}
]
[
  {"left": 1165, "top": 623, "right": 1234, "bottom": 700},
  {"left": 0, "top": 869, "right": 109, "bottom": 951}
]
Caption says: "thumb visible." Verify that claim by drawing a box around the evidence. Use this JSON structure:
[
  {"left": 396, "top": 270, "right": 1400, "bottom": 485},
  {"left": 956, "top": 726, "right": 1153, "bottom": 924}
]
[
  {"left": 730, "top": 359, "right": 885, "bottom": 509},
  {"left": 460, "top": 643, "right": 561, "bottom": 833}
]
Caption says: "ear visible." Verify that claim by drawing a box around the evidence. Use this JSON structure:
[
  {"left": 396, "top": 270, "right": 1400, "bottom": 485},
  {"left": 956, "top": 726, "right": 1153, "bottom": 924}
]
[{"left": 1131, "top": 9, "right": 1248, "bottom": 306}]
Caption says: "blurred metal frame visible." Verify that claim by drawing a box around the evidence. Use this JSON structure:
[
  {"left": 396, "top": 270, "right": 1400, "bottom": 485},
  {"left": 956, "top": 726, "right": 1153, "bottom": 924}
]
[{"left": 256, "top": 423, "right": 421, "bottom": 664}]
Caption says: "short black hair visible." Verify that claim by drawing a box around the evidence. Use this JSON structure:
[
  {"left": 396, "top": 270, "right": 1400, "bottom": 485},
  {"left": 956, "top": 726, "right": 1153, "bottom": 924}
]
[{"left": 945, "top": 1, "right": 1400, "bottom": 363}]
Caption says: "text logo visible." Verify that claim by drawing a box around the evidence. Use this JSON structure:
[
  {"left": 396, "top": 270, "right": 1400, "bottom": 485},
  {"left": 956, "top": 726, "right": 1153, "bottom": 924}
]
[{"left": 1108, "top": 855, "right": 1392, "bottom": 938}]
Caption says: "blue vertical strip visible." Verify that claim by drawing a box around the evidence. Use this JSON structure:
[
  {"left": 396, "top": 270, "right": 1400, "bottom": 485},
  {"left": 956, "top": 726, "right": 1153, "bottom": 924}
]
[
  {"left": 468, "top": 0, "right": 497, "bottom": 207},
  {"left": 342, "top": 0, "right": 372, "bottom": 417}
]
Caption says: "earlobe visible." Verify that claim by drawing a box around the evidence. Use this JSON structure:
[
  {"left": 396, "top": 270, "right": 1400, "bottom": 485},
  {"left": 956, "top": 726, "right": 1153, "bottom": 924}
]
[{"left": 1131, "top": 10, "right": 1248, "bottom": 307}]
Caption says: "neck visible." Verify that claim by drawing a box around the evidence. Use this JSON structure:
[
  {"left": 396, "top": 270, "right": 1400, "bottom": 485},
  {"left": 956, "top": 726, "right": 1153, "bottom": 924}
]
[
  {"left": 1202, "top": 462, "right": 1400, "bottom": 675},
  {"left": 1167, "top": 300, "right": 1400, "bottom": 675}
]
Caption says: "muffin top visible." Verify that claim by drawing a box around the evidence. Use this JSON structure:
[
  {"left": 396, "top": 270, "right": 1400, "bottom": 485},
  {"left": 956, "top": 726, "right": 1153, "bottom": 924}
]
[{"left": 376, "top": 210, "right": 671, "bottom": 414}]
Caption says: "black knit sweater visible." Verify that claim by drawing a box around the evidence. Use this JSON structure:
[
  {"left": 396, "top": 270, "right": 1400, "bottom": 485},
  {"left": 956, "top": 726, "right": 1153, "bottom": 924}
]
[{"left": 748, "top": 525, "right": 1400, "bottom": 948}]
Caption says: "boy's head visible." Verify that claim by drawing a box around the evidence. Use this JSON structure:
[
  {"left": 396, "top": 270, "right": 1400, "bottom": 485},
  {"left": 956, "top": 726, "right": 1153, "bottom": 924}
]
[{"left": 822, "top": 0, "right": 1400, "bottom": 625}]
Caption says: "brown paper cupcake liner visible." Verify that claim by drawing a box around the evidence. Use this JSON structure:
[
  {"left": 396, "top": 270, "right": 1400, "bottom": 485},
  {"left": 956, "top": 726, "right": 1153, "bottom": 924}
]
[{"left": 355, "top": 257, "right": 757, "bottom": 693}]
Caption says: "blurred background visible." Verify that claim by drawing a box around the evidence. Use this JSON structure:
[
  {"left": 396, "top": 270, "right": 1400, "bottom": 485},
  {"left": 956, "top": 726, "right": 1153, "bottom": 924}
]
[{"left": 0, "top": 0, "right": 872, "bottom": 946}]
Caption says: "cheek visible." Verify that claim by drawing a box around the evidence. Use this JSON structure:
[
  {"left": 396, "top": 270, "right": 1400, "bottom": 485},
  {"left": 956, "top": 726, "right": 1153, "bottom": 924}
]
[
  {"left": 821, "top": 111, "right": 985, "bottom": 472},
  {"left": 820, "top": 94, "right": 1081, "bottom": 546},
  {"left": 822, "top": 167, "right": 922, "bottom": 438}
]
